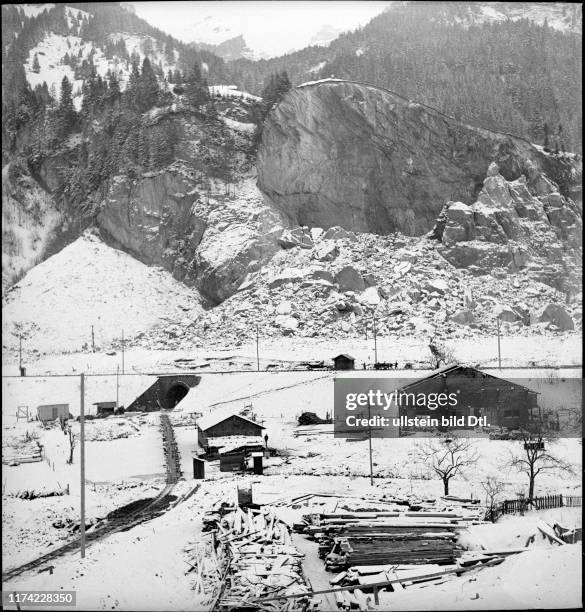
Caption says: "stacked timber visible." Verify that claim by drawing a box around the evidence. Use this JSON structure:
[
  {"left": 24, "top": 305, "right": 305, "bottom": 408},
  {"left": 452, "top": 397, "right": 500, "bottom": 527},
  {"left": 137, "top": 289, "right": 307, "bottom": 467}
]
[
  {"left": 204, "top": 505, "right": 316, "bottom": 611},
  {"left": 295, "top": 510, "right": 482, "bottom": 571}
]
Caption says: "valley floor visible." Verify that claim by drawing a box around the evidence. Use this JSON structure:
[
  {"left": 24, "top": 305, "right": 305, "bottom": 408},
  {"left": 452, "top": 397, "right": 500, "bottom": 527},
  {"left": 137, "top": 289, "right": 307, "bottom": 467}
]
[{"left": 2, "top": 354, "right": 582, "bottom": 610}]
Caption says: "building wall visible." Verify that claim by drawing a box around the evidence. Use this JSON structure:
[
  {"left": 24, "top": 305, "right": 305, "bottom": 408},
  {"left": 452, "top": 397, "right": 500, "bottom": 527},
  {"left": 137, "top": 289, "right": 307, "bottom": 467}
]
[
  {"left": 220, "top": 452, "right": 245, "bottom": 472},
  {"left": 205, "top": 415, "right": 263, "bottom": 438},
  {"left": 37, "top": 404, "right": 70, "bottom": 421}
]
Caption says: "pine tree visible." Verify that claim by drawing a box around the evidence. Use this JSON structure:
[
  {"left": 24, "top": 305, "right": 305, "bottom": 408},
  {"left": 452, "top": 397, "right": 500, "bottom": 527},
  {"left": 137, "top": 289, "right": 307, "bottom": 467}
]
[
  {"left": 137, "top": 57, "right": 160, "bottom": 111},
  {"left": 184, "top": 62, "right": 209, "bottom": 108},
  {"left": 32, "top": 52, "right": 41, "bottom": 73},
  {"left": 57, "top": 75, "right": 76, "bottom": 138}
]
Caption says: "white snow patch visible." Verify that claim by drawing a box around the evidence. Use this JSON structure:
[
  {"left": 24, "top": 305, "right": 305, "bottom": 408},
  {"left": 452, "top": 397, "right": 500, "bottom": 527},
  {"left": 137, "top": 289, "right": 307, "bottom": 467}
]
[
  {"left": 297, "top": 77, "right": 347, "bottom": 88},
  {"left": 307, "top": 60, "right": 327, "bottom": 74},
  {"left": 222, "top": 117, "right": 256, "bottom": 133},
  {"left": 209, "top": 84, "right": 261, "bottom": 101},
  {"left": 16, "top": 3, "right": 55, "bottom": 18}
]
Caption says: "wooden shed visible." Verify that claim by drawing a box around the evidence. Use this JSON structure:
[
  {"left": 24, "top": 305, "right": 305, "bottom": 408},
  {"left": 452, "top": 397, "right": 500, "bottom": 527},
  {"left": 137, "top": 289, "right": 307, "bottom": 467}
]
[
  {"left": 37, "top": 404, "right": 70, "bottom": 423},
  {"left": 333, "top": 354, "right": 356, "bottom": 370},
  {"left": 94, "top": 401, "right": 116, "bottom": 416}
]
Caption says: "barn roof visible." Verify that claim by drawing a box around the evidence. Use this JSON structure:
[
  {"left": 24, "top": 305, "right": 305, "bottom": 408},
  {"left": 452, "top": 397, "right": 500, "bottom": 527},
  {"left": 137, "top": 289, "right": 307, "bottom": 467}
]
[
  {"left": 399, "top": 363, "right": 537, "bottom": 393},
  {"left": 197, "top": 412, "right": 265, "bottom": 432},
  {"left": 333, "top": 353, "right": 355, "bottom": 360}
]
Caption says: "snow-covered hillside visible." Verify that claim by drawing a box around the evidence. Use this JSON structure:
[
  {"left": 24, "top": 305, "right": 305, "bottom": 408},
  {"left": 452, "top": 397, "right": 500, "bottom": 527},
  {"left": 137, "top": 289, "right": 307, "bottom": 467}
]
[
  {"left": 444, "top": 1, "right": 582, "bottom": 33},
  {"left": 25, "top": 30, "right": 179, "bottom": 110},
  {"left": 2, "top": 232, "right": 203, "bottom": 353}
]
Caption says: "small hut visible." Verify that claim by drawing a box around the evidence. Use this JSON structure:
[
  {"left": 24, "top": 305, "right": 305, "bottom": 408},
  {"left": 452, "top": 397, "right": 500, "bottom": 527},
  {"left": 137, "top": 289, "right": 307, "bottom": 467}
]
[{"left": 333, "top": 354, "right": 356, "bottom": 370}]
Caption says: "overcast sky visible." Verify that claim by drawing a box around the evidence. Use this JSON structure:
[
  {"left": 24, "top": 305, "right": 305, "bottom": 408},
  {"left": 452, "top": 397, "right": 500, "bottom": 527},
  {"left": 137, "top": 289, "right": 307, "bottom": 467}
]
[{"left": 131, "top": 1, "right": 391, "bottom": 57}]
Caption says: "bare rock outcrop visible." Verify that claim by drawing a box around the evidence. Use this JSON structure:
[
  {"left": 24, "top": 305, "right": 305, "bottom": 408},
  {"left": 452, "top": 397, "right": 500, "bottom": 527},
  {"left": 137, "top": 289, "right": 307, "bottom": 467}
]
[
  {"left": 433, "top": 163, "right": 582, "bottom": 292},
  {"left": 258, "top": 80, "right": 581, "bottom": 236}
]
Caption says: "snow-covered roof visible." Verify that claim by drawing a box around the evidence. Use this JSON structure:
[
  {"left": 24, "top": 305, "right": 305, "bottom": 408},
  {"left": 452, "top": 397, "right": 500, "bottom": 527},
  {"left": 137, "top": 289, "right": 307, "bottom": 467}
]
[
  {"left": 205, "top": 435, "right": 265, "bottom": 454},
  {"left": 197, "top": 412, "right": 265, "bottom": 432}
]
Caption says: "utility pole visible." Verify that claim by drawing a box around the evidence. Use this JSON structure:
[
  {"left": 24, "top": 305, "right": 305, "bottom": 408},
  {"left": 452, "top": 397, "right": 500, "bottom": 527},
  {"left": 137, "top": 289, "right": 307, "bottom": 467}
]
[
  {"left": 373, "top": 314, "right": 378, "bottom": 366},
  {"left": 256, "top": 325, "right": 260, "bottom": 372},
  {"left": 121, "top": 328, "right": 125, "bottom": 375},
  {"left": 19, "top": 335, "right": 23, "bottom": 374},
  {"left": 80, "top": 373, "right": 86, "bottom": 559},
  {"left": 367, "top": 399, "right": 374, "bottom": 487},
  {"left": 116, "top": 365, "right": 119, "bottom": 410},
  {"left": 497, "top": 318, "right": 501, "bottom": 369},
  {"left": 91, "top": 325, "right": 95, "bottom": 353}
]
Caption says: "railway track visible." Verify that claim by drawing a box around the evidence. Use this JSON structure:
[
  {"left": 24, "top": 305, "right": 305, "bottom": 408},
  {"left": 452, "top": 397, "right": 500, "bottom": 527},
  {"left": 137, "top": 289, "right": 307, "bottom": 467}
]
[{"left": 3, "top": 412, "right": 182, "bottom": 582}]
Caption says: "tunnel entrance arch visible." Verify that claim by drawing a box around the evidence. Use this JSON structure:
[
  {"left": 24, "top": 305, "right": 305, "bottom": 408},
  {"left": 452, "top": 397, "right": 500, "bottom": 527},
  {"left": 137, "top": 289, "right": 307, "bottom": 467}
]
[{"left": 166, "top": 383, "right": 190, "bottom": 409}]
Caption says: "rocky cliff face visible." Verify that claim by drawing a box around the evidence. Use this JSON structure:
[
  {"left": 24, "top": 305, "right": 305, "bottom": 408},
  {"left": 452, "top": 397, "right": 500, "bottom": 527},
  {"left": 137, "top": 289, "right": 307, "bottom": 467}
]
[{"left": 258, "top": 80, "right": 581, "bottom": 236}]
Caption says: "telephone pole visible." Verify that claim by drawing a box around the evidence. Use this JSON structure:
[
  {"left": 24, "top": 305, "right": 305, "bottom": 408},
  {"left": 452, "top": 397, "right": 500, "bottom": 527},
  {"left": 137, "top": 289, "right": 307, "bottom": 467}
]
[
  {"left": 116, "top": 365, "right": 119, "bottom": 410},
  {"left": 373, "top": 314, "right": 378, "bottom": 365},
  {"left": 256, "top": 325, "right": 260, "bottom": 372},
  {"left": 497, "top": 318, "right": 501, "bottom": 369},
  {"left": 19, "top": 335, "right": 22, "bottom": 373},
  {"left": 80, "top": 373, "right": 86, "bottom": 558},
  {"left": 368, "top": 399, "right": 374, "bottom": 487},
  {"left": 121, "top": 328, "right": 125, "bottom": 374}
]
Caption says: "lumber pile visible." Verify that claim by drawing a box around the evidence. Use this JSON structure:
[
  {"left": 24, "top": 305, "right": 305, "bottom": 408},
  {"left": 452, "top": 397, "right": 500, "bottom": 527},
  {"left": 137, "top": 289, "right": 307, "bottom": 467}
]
[
  {"left": 295, "top": 509, "right": 482, "bottom": 571},
  {"left": 204, "top": 504, "right": 315, "bottom": 611}
]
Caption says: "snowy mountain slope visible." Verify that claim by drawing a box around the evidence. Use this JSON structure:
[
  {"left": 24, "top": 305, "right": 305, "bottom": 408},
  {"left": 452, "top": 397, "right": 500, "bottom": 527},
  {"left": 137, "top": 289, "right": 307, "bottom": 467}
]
[
  {"left": 453, "top": 2, "right": 582, "bottom": 34},
  {"left": 25, "top": 31, "right": 180, "bottom": 110},
  {"left": 2, "top": 232, "right": 203, "bottom": 353}
]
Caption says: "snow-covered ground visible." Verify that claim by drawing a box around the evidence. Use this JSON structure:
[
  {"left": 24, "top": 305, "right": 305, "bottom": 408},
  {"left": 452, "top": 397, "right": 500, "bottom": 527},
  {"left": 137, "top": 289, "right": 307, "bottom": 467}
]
[
  {"left": 2, "top": 232, "right": 202, "bottom": 354},
  {"left": 2, "top": 407, "right": 166, "bottom": 569},
  {"left": 3, "top": 332, "right": 581, "bottom": 377},
  {"left": 209, "top": 84, "right": 261, "bottom": 101}
]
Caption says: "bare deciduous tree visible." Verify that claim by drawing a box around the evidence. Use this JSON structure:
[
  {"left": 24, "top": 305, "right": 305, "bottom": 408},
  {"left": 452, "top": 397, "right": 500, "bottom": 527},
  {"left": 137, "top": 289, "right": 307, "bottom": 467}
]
[
  {"left": 507, "top": 428, "right": 574, "bottom": 500},
  {"left": 66, "top": 426, "right": 79, "bottom": 464},
  {"left": 481, "top": 475, "right": 506, "bottom": 522},
  {"left": 414, "top": 436, "right": 479, "bottom": 495}
]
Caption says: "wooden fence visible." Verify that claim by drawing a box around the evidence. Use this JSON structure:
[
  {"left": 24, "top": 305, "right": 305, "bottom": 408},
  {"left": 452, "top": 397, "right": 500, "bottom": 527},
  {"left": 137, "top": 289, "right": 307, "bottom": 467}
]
[{"left": 489, "top": 494, "right": 582, "bottom": 521}]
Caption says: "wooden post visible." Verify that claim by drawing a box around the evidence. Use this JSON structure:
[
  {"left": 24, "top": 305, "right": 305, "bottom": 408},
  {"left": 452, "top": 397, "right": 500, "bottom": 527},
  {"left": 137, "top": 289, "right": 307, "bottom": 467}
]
[
  {"left": 116, "top": 365, "right": 119, "bottom": 410},
  {"left": 373, "top": 586, "right": 379, "bottom": 605},
  {"left": 80, "top": 373, "right": 86, "bottom": 558},
  {"left": 91, "top": 325, "right": 95, "bottom": 353},
  {"left": 121, "top": 328, "right": 125, "bottom": 374},
  {"left": 19, "top": 335, "right": 22, "bottom": 372}
]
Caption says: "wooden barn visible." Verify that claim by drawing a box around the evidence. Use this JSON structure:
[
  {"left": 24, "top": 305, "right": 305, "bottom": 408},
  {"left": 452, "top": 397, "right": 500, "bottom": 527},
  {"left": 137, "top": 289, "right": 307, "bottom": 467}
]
[
  {"left": 333, "top": 354, "right": 356, "bottom": 370},
  {"left": 198, "top": 413, "right": 265, "bottom": 445},
  {"left": 397, "top": 364, "right": 538, "bottom": 432}
]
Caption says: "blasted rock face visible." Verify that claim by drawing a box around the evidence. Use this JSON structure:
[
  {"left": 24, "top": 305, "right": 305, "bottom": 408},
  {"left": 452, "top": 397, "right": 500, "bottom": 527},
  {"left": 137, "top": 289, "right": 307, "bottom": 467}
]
[{"left": 258, "top": 80, "right": 580, "bottom": 236}]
